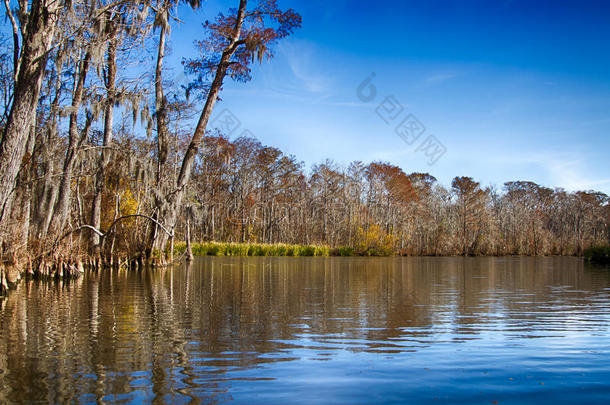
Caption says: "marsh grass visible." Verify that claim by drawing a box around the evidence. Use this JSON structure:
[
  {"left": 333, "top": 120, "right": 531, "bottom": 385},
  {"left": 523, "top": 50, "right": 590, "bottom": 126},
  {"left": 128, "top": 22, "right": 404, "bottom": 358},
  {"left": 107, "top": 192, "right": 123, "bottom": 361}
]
[{"left": 173, "top": 242, "right": 334, "bottom": 257}]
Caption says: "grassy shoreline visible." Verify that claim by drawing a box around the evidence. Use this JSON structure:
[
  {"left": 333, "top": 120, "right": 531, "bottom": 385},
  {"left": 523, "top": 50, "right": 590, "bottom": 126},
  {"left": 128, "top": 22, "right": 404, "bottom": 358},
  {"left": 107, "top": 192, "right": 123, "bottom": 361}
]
[
  {"left": 173, "top": 242, "right": 350, "bottom": 257},
  {"left": 174, "top": 241, "right": 610, "bottom": 260}
]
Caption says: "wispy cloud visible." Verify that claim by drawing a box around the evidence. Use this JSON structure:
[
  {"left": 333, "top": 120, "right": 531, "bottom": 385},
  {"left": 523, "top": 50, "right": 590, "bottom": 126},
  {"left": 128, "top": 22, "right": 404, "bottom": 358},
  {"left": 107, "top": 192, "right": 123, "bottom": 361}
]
[
  {"left": 492, "top": 151, "right": 610, "bottom": 192},
  {"left": 324, "top": 100, "right": 370, "bottom": 109},
  {"left": 424, "top": 72, "right": 459, "bottom": 85},
  {"left": 279, "top": 41, "right": 332, "bottom": 94},
  {"left": 544, "top": 158, "right": 610, "bottom": 192}
]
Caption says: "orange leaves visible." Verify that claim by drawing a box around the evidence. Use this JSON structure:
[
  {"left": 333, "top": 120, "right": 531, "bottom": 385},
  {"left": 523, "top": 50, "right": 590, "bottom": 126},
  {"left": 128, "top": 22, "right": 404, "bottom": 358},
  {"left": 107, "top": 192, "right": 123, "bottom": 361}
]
[
  {"left": 366, "top": 161, "right": 417, "bottom": 204},
  {"left": 185, "top": 0, "right": 301, "bottom": 86}
]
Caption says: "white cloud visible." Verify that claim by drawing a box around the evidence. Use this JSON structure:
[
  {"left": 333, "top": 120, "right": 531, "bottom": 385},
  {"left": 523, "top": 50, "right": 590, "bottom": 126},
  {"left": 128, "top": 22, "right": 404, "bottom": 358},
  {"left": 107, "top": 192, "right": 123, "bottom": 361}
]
[
  {"left": 544, "top": 159, "right": 610, "bottom": 192},
  {"left": 279, "top": 41, "right": 332, "bottom": 94},
  {"left": 487, "top": 151, "right": 610, "bottom": 193}
]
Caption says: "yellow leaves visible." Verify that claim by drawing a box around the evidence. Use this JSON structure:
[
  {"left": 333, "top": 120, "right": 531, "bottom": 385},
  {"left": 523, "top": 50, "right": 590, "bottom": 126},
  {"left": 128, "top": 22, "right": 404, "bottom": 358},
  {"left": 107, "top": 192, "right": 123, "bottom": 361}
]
[
  {"left": 354, "top": 224, "right": 397, "bottom": 256},
  {"left": 119, "top": 188, "right": 138, "bottom": 216},
  {"left": 100, "top": 181, "right": 141, "bottom": 231},
  {"left": 247, "top": 224, "right": 257, "bottom": 242}
]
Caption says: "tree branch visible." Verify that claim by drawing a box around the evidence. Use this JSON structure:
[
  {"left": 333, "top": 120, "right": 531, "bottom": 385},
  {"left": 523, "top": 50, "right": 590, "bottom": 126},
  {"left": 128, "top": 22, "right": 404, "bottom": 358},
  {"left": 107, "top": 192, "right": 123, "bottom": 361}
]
[
  {"left": 3, "top": 0, "right": 20, "bottom": 82},
  {"left": 105, "top": 214, "right": 174, "bottom": 238}
]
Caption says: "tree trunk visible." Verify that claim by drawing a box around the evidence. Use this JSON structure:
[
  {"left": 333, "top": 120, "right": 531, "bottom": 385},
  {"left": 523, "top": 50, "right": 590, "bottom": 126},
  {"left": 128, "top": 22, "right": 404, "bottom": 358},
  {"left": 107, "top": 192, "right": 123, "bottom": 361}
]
[
  {"left": 48, "top": 50, "right": 91, "bottom": 238},
  {"left": 33, "top": 79, "right": 61, "bottom": 240},
  {"left": 0, "top": 0, "right": 60, "bottom": 240},
  {"left": 150, "top": 0, "right": 248, "bottom": 257},
  {"left": 185, "top": 217, "right": 193, "bottom": 261},
  {"left": 155, "top": 21, "right": 169, "bottom": 182},
  {"left": 91, "top": 37, "right": 117, "bottom": 255},
  {"left": 8, "top": 127, "right": 36, "bottom": 250},
  {"left": 146, "top": 15, "right": 170, "bottom": 260}
]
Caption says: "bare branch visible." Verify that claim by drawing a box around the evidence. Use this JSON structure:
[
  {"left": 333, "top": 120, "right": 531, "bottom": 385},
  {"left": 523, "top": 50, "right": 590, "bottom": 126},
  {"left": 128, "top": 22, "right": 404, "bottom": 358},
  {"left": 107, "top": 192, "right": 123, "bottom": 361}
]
[{"left": 2, "top": 0, "right": 20, "bottom": 82}]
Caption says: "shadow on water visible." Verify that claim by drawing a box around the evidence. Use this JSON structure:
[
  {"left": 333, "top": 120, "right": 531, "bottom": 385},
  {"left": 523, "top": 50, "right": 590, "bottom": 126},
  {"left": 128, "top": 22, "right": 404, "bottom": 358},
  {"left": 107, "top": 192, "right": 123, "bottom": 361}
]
[{"left": 0, "top": 256, "right": 609, "bottom": 403}]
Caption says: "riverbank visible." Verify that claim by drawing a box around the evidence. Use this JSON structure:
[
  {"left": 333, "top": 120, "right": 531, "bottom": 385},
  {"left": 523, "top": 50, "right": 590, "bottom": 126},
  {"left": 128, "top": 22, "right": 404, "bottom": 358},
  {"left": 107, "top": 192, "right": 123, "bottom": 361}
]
[
  {"left": 173, "top": 241, "right": 605, "bottom": 260},
  {"left": 173, "top": 242, "right": 343, "bottom": 257},
  {"left": 584, "top": 245, "right": 610, "bottom": 264},
  {"left": 174, "top": 242, "right": 331, "bottom": 257}
]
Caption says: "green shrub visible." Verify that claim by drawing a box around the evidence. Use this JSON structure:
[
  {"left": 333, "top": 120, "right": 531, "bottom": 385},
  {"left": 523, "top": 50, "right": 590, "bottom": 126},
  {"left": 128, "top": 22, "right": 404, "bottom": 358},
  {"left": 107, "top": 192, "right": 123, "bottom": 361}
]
[
  {"left": 174, "top": 242, "right": 187, "bottom": 256},
  {"left": 584, "top": 245, "right": 610, "bottom": 264},
  {"left": 275, "top": 245, "right": 287, "bottom": 256},
  {"left": 338, "top": 246, "right": 354, "bottom": 256},
  {"left": 314, "top": 246, "right": 329, "bottom": 256},
  {"left": 300, "top": 246, "right": 315, "bottom": 256},
  {"left": 285, "top": 245, "right": 296, "bottom": 256}
]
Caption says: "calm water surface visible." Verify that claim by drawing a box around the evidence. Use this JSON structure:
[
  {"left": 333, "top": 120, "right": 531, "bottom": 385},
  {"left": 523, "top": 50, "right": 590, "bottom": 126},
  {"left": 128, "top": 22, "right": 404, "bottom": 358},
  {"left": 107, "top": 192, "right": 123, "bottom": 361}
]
[{"left": 1, "top": 257, "right": 609, "bottom": 404}]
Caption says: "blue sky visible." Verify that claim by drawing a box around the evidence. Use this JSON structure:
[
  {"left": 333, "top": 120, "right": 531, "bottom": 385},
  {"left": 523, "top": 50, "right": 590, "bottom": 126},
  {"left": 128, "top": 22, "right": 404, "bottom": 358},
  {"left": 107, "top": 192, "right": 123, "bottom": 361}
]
[
  {"left": 20, "top": 0, "right": 610, "bottom": 193},
  {"left": 193, "top": 0, "right": 607, "bottom": 194}
]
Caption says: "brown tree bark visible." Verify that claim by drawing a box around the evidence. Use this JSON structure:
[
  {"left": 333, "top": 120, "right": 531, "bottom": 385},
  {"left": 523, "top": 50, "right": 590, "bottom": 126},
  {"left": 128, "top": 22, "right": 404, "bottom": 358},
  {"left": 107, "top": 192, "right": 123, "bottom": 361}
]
[
  {"left": 0, "top": 0, "right": 60, "bottom": 241},
  {"left": 48, "top": 50, "right": 91, "bottom": 239},
  {"left": 146, "top": 10, "right": 170, "bottom": 260},
  {"left": 90, "top": 35, "right": 117, "bottom": 255},
  {"left": 149, "top": 0, "right": 249, "bottom": 258},
  {"left": 155, "top": 19, "right": 170, "bottom": 182}
]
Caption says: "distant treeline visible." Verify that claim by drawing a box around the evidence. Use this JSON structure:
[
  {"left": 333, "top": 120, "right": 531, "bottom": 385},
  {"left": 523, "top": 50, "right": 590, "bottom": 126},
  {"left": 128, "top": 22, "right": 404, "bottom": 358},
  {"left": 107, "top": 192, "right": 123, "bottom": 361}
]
[{"left": 177, "top": 135, "right": 610, "bottom": 257}]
